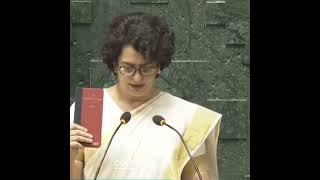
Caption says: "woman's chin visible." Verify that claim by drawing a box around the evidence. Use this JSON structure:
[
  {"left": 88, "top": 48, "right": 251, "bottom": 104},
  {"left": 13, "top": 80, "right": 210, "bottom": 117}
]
[{"left": 128, "top": 87, "right": 156, "bottom": 99}]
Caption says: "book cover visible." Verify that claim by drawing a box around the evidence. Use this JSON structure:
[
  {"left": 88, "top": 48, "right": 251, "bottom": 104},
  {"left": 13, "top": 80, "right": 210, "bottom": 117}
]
[{"left": 74, "top": 87, "right": 104, "bottom": 148}]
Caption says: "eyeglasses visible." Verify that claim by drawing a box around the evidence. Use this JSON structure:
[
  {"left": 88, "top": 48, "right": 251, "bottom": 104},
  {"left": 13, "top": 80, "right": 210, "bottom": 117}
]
[{"left": 118, "top": 65, "right": 158, "bottom": 76}]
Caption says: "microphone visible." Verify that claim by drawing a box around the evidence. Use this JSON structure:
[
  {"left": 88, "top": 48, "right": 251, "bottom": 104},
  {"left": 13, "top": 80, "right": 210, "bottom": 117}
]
[
  {"left": 93, "top": 112, "right": 131, "bottom": 180},
  {"left": 153, "top": 115, "right": 202, "bottom": 180}
]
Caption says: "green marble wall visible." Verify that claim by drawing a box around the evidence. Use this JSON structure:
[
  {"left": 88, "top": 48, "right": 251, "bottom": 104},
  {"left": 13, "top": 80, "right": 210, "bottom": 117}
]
[{"left": 70, "top": 0, "right": 250, "bottom": 179}]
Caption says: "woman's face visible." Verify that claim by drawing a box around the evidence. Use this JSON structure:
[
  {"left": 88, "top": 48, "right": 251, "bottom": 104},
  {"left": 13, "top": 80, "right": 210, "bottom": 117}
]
[{"left": 116, "top": 45, "right": 159, "bottom": 99}]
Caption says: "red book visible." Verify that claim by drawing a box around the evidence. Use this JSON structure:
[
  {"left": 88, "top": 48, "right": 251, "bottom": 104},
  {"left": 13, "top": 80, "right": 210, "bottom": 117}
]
[{"left": 74, "top": 87, "right": 104, "bottom": 148}]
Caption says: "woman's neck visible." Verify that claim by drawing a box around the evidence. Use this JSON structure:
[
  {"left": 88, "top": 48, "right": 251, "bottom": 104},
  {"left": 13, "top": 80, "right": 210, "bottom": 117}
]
[{"left": 109, "top": 84, "right": 159, "bottom": 111}]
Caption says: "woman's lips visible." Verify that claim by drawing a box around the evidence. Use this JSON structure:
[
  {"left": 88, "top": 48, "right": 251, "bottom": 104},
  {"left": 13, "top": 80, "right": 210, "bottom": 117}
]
[{"left": 129, "top": 83, "right": 145, "bottom": 90}]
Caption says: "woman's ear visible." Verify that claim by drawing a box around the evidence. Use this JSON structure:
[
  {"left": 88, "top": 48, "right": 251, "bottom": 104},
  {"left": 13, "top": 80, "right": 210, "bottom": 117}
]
[
  {"left": 112, "top": 62, "right": 118, "bottom": 76},
  {"left": 155, "top": 69, "right": 161, "bottom": 78},
  {"left": 113, "top": 62, "right": 118, "bottom": 74}
]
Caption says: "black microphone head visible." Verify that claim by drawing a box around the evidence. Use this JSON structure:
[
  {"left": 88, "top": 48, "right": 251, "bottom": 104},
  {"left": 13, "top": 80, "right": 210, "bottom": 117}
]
[
  {"left": 120, "top": 112, "right": 131, "bottom": 124},
  {"left": 153, "top": 115, "right": 165, "bottom": 126}
]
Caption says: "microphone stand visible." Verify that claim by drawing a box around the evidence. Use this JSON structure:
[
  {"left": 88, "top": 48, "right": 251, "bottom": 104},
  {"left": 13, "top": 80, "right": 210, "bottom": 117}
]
[
  {"left": 164, "top": 123, "right": 203, "bottom": 180},
  {"left": 93, "top": 121, "right": 125, "bottom": 180}
]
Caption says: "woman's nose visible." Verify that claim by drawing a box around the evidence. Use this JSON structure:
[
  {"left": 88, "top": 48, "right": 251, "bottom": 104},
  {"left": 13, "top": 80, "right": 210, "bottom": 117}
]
[{"left": 132, "top": 70, "right": 143, "bottom": 82}]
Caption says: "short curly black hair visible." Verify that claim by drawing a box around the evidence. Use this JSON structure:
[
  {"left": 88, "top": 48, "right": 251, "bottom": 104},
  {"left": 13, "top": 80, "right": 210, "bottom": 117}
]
[{"left": 102, "top": 12, "right": 175, "bottom": 75}]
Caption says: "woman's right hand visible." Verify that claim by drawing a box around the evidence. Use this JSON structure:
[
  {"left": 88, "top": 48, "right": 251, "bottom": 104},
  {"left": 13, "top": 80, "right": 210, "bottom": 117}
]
[{"left": 70, "top": 123, "right": 93, "bottom": 151}]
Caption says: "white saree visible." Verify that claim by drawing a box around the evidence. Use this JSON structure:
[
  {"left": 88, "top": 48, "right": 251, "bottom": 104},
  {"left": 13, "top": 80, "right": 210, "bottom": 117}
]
[{"left": 70, "top": 89, "right": 222, "bottom": 180}]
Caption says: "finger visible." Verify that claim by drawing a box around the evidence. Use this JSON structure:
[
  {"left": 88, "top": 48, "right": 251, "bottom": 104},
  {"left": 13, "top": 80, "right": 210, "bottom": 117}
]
[
  {"left": 70, "top": 130, "right": 93, "bottom": 139},
  {"left": 70, "top": 123, "right": 87, "bottom": 132},
  {"left": 70, "top": 141, "right": 84, "bottom": 149},
  {"left": 70, "top": 136, "right": 93, "bottom": 144}
]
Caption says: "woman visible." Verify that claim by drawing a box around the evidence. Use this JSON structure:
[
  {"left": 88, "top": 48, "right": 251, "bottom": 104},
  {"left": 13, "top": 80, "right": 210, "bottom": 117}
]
[{"left": 70, "top": 12, "right": 222, "bottom": 180}]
